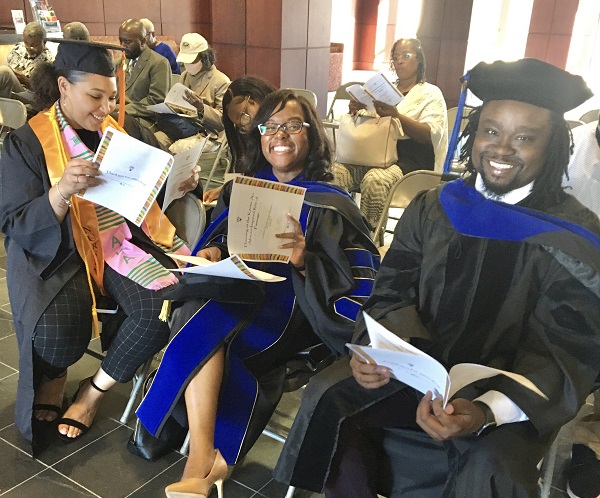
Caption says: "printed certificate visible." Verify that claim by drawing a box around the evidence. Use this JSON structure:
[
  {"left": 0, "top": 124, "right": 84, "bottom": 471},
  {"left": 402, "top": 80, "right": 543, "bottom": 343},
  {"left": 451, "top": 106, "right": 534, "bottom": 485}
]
[
  {"left": 79, "top": 127, "right": 172, "bottom": 225},
  {"left": 227, "top": 176, "right": 306, "bottom": 263}
]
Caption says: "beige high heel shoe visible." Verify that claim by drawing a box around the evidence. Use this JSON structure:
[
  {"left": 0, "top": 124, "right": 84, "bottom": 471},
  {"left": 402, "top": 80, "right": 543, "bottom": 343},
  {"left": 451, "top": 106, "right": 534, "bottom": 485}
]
[{"left": 165, "top": 449, "right": 228, "bottom": 498}]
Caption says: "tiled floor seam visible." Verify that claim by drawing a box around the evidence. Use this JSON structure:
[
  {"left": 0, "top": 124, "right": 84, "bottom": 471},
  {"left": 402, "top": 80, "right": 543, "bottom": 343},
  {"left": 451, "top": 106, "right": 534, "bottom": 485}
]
[
  {"left": 0, "top": 367, "right": 18, "bottom": 380},
  {"left": 123, "top": 457, "right": 186, "bottom": 497}
]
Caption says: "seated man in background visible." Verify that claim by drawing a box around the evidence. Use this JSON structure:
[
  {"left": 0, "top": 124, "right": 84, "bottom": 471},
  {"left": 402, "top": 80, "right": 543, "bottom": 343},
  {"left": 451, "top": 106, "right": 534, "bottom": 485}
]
[
  {"left": 0, "top": 22, "right": 53, "bottom": 99},
  {"left": 62, "top": 21, "right": 90, "bottom": 41},
  {"left": 116, "top": 18, "right": 171, "bottom": 130},
  {"left": 140, "top": 18, "right": 180, "bottom": 75},
  {"left": 155, "top": 32, "right": 230, "bottom": 151},
  {"left": 274, "top": 58, "right": 600, "bottom": 497}
]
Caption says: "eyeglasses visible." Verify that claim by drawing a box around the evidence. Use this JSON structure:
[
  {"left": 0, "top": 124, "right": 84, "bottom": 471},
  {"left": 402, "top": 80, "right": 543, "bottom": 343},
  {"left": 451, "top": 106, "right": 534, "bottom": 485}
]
[
  {"left": 392, "top": 52, "right": 416, "bottom": 63},
  {"left": 258, "top": 120, "right": 310, "bottom": 136}
]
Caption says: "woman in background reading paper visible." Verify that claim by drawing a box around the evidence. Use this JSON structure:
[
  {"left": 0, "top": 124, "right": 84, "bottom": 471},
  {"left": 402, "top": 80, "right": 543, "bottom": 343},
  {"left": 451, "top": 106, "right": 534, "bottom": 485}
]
[
  {"left": 136, "top": 89, "right": 380, "bottom": 498},
  {"left": 0, "top": 40, "right": 192, "bottom": 453},
  {"left": 335, "top": 37, "right": 448, "bottom": 230},
  {"left": 202, "top": 75, "right": 276, "bottom": 203}
]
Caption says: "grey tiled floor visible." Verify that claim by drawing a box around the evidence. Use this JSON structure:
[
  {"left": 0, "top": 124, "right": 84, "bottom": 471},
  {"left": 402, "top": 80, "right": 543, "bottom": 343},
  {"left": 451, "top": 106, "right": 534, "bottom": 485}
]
[
  {"left": 0, "top": 234, "right": 587, "bottom": 497},
  {"left": 0, "top": 236, "right": 322, "bottom": 498}
]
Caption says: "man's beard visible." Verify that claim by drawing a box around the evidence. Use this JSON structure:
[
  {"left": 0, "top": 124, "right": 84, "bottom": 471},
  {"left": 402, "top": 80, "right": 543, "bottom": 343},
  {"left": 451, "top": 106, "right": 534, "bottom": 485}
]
[{"left": 479, "top": 170, "right": 519, "bottom": 198}]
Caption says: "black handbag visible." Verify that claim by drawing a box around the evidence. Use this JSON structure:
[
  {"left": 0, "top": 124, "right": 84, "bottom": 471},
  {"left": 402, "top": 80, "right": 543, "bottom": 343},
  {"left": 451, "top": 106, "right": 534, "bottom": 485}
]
[{"left": 127, "top": 370, "right": 188, "bottom": 461}]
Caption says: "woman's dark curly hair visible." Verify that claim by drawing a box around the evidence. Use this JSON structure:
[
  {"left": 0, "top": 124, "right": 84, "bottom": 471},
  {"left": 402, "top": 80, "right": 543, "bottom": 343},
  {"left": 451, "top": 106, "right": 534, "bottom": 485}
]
[
  {"left": 389, "top": 38, "right": 426, "bottom": 84},
  {"left": 459, "top": 103, "right": 573, "bottom": 200},
  {"left": 222, "top": 76, "right": 276, "bottom": 173},
  {"left": 240, "top": 89, "right": 334, "bottom": 182},
  {"left": 30, "top": 62, "right": 89, "bottom": 112}
]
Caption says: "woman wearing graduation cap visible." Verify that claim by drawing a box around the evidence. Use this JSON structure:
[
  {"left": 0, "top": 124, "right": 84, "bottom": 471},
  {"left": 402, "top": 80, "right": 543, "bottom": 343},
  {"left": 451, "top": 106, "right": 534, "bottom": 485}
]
[{"left": 0, "top": 39, "right": 191, "bottom": 452}]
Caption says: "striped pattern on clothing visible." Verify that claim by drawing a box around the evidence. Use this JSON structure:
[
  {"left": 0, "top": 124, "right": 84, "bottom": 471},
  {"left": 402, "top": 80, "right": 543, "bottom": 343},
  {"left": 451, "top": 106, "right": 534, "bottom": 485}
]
[{"left": 332, "top": 162, "right": 403, "bottom": 230}]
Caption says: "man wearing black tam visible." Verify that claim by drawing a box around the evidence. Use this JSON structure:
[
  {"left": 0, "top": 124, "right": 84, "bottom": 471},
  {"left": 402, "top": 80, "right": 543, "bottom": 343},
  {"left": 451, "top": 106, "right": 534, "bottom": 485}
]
[{"left": 273, "top": 58, "right": 600, "bottom": 497}]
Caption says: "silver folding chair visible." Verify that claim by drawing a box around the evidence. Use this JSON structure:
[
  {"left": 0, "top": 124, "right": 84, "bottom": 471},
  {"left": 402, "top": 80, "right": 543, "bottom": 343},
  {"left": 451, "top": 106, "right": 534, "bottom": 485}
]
[
  {"left": 165, "top": 191, "right": 207, "bottom": 250},
  {"left": 373, "top": 171, "right": 452, "bottom": 247},
  {"left": 0, "top": 97, "right": 27, "bottom": 149},
  {"left": 87, "top": 192, "right": 206, "bottom": 424},
  {"left": 326, "top": 81, "right": 363, "bottom": 122},
  {"left": 579, "top": 109, "right": 599, "bottom": 124},
  {"left": 567, "top": 119, "right": 586, "bottom": 129},
  {"left": 199, "top": 136, "right": 231, "bottom": 192}
]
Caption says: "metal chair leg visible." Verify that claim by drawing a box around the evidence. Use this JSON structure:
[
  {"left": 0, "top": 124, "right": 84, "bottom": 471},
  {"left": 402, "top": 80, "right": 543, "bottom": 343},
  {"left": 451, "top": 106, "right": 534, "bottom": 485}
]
[
  {"left": 180, "top": 431, "right": 191, "bottom": 456},
  {"left": 119, "top": 358, "right": 152, "bottom": 424},
  {"left": 540, "top": 436, "right": 559, "bottom": 497},
  {"left": 261, "top": 428, "right": 287, "bottom": 444},
  {"left": 202, "top": 137, "right": 229, "bottom": 189}
]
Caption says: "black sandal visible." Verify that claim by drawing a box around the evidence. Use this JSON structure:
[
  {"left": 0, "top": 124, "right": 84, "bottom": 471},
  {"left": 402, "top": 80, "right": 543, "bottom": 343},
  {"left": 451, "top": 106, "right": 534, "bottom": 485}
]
[
  {"left": 33, "top": 370, "right": 67, "bottom": 423},
  {"left": 57, "top": 376, "right": 108, "bottom": 443}
]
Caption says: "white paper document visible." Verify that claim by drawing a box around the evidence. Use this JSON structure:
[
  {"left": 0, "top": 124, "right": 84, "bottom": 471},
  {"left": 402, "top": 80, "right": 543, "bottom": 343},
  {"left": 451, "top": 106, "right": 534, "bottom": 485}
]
[
  {"left": 146, "top": 83, "right": 198, "bottom": 117},
  {"left": 79, "top": 127, "right": 172, "bottom": 226},
  {"left": 227, "top": 176, "right": 306, "bottom": 263},
  {"left": 168, "top": 253, "right": 286, "bottom": 282},
  {"left": 161, "top": 138, "right": 206, "bottom": 214},
  {"left": 346, "top": 85, "right": 375, "bottom": 112},
  {"left": 346, "top": 313, "right": 548, "bottom": 406},
  {"left": 347, "top": 73, "right": 404, "bottom": 108}
]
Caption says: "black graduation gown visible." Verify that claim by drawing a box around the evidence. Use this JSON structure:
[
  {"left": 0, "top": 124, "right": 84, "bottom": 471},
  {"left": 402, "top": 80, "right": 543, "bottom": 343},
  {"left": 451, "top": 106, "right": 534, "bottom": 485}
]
[
  {"left": 0, "top": 123, "right": 175, "bottom": 452},
  {"left": 136, "top": 179, "right": 381, "bottom": 464},
  {"left": 274, "top": 180, "right": 600, "bottom": 495}
]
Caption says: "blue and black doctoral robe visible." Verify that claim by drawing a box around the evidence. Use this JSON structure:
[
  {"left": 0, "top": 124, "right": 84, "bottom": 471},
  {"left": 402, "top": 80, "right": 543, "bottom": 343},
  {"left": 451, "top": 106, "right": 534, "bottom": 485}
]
[
  {"left": 136, "top": 170, "right": 380, "bottom": 463},
  {"left": 274, "top": 178, "right": 600, "bottom": 496}
]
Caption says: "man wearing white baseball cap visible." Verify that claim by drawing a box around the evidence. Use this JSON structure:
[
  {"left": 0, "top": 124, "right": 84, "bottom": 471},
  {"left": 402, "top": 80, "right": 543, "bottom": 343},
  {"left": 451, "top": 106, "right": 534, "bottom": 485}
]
[{"left": 155, "top": 32, "right": 230, "bottom": 149}]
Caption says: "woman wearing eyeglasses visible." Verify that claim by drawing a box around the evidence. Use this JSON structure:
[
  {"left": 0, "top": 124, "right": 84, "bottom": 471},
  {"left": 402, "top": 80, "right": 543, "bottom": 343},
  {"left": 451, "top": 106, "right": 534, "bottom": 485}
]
[
  {"left": 202, "top": 76, "right": 276, "bottom": 203},
  {"left": 335, "top": 37, "right": 448, "bottom": 230},
  {"left": 136, "top": 90, "right": 380, "bottom": 498}
]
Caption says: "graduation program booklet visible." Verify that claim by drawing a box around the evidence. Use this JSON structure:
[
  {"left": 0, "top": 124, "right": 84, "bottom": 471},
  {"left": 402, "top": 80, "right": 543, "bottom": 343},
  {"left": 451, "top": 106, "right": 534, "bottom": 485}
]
[
  {"left": 161, "top": 137, "right": 207, "bottom": 215},
  {"left": 168, "top": 253, "right": 285, "bottom": 282},
  {"left": 146, "top": 83, "right": 198, "bottom": 117},
  {"left": 347, "top": 313, "right": 548, "bottom": 407},
  {"left": 79, "top": 127, "right": 172, "bottom": 226},
  {"left": 227, "top": 176, "right": 306, "bottom": 263},
  {"left": 347, "top": 72, "right": 404, "bottom": 109}
]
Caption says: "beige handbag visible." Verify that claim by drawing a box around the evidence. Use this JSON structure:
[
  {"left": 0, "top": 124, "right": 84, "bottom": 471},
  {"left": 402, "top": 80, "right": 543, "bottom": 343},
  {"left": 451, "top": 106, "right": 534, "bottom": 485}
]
[{"left": 336, "top": 113, "right": 401, "bottom": 168}]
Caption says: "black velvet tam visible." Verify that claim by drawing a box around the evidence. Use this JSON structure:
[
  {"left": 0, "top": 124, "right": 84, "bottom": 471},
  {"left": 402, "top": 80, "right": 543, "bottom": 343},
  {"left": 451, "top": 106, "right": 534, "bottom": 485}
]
[
  {"left": 49, "top": 38, "right": 124, "bottom": 77},
  {"left": 467, "top": 58, "right": 593, "bottom": 114}
]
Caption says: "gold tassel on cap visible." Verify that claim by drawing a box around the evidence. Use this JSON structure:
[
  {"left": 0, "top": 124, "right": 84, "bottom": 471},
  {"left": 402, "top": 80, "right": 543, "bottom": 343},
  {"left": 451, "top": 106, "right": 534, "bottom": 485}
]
[{"left": 159, "top": 300, "right": 172, "bottom": 322}]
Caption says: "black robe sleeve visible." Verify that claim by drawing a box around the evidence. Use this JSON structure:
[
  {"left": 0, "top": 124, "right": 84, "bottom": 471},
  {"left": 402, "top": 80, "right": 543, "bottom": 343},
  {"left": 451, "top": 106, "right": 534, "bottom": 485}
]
[{"left": 0, "top": 126, "right": 77, "bottom": 279}]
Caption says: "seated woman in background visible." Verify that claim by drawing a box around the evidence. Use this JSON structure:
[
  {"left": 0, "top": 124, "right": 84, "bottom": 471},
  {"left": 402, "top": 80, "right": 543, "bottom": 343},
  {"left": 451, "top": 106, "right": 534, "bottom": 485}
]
[
  {"left": 136, "top": 89, "right": 380, "bottom": 498},
  {"left": 334, "top": 37, "right": 447, "bottom": 230},
  {"left": 0, "top": 40, "right": 192, "bottom": 453},
  {"left": 202, "top": 75, "right": 276, "bottom": 203}
]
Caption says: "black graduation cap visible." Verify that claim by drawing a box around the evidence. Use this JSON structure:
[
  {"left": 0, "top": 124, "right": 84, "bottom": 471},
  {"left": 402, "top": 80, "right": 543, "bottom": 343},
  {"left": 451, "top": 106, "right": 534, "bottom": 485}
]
[
  {"left": 48, "top": 38, "right": 125, "bottom": 77},
  {"left": 467, "top": 58, "right": 593, "bottom": 114}
]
